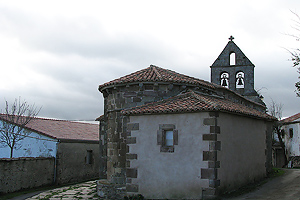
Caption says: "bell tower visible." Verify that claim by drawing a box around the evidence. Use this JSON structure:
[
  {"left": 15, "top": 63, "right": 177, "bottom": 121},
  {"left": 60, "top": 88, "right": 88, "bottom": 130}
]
[{"left": 210, "top": 36, "right": 263, "bottom": 104}]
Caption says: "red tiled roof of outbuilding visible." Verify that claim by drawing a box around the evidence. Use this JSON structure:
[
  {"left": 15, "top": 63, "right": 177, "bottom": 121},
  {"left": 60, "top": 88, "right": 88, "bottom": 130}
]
[
  {"left": 121, "top": 91, "right": 275, "bottom": 120},
  {"left": 99, "top": 65, "right": 217, "bottom": 91},
  {"left": 281, "top": 113, "right": 300, "bottom": 124},
  {"left": 0, "top": 114, "right": 99, "bottom": 141}
]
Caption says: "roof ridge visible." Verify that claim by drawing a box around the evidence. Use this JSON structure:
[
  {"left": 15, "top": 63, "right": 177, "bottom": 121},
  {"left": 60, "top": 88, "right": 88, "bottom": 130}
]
[
  {"left": 190, "top": 91, "right": 219, "bottom": 109},
  {"left": 151, "top": 65, "right": 163, "bottom": 80},
  {"left": 0, "top": 114, "right": 98, "bottom": 125}
]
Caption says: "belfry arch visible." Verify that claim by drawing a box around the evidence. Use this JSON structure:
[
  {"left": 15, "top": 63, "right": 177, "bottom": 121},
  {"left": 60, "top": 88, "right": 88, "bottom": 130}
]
[
  {"left": 236, "top": 71, "right": 244, "bottom": 89},
  {"left": 220, "top": 72, "right": 229, "bottom": 88}
]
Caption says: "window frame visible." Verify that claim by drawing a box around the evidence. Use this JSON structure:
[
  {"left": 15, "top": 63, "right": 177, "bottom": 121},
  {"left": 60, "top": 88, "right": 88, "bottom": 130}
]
[
  {"left": 157, "top": 124, "right": 178, "bottom": 153},
  {"left": 86, "top": 150, "right": 93, "bottom": 164},
  {"left": 289, "top": 128, "right": 294, "bottom": 138}
]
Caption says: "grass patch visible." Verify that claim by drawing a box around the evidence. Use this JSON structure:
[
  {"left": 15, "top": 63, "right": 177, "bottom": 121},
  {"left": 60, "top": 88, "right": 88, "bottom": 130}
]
[{"left": 268, "top": 168, "right": 285, "bottom": 178}]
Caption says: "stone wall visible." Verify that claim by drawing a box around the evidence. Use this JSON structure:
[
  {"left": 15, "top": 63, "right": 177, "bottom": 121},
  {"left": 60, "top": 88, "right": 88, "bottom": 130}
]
[
  {"left": 56, "top": 141, "right": 100, "bottom": 184},
  {"left": 0, "top": 157, "right": 55, "bottom": 194},
  {"left": 102, "top": 83, "right": 203, "bottom": 184}
]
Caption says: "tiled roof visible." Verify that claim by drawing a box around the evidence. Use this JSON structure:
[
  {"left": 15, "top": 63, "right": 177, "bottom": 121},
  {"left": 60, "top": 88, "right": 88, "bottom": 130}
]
[
  {"left": 99, "top": 65, "right": 217, "bottom": 91},
  {"left": 121, "top": 91, "right": 275, "bottom": 120},
  {"left": 281, "top": 113, "right": 300, "bottom": 124},
  {"left": 0, "top": 114, "right": 99, "bottom": 141}
]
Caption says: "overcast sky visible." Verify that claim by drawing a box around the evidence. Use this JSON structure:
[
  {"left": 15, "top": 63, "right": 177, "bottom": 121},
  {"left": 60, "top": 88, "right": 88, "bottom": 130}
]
[{"left": 0, "top": 0, "right": 299, "bottom": 120}]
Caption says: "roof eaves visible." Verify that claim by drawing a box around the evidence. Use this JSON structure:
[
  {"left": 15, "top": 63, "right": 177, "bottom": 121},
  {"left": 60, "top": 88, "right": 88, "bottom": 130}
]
[{"left": 58, "top": 138, "right": 99, "bottom": 144}]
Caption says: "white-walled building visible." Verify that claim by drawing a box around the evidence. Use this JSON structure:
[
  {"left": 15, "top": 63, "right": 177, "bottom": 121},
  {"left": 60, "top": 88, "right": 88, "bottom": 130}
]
[{"left": 281, "top": 113, "right": 300, "bottom": 163}]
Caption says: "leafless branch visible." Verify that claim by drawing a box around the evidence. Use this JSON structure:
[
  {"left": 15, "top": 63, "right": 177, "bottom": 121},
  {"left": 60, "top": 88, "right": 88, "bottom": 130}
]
[{"left": 0, "top": 97, "right": 41, "bottom": 158}]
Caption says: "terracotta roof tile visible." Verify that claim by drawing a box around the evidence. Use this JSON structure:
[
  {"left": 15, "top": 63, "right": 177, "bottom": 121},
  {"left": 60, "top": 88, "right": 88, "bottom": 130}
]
[
  {"left": 281, "top": 113, "right": 300, "bottom": 123},
  {"left": 121, "top": 91, "right": 275, "bottom": 120},
  {"left": 0, "top": 114, "right": 99, "bottom": 141},
  {"left": 99, "top": 65, "right": 217, "bottom": 91}
]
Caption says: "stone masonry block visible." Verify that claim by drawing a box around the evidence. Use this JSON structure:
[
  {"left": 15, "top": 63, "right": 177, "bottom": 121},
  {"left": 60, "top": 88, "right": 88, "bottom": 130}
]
[
  {"left": 126, "top": 154, "right": 137, "bottom": 160},
  {"left": 203, "top": 151, "right": 217, "bottom": 161},
  {"left": 159, "top": 124, "right": 176, "bottom": 129},
  {"left": 208, "top": 161, "right": 220, "bottom": 168},
  {"left": 203, "top": 118, "right": 216, "bottom": 126},
  {"left": 126, "top": 178, "right": 132, "bottom": 184},
  {"left": 133, "top": 97, "right": 141, "bottom": 102},
  {"left": 209, "top": 112, "right": 219, "bottom": 117},
  {"left": 157, "top": 130, "right": 162, "bottom": 145},
  {"left": 123, "top": 91, "right": 137, "bottom": 97},
  {"left": 209, "top": 141, "right": 221, "bottom": 151},
  {"left": 126, "top": 160, "right": 130, "bottom": 168},
  {"left": 126, "top": 184, "right": 139, "bottom": 192},
  {"left": 209, "top": 179, "right": 220, "bottom": 187},
  {"left": 126, "top": 168, "right": 137, "bottom": 178},
  {"left": 126, "top": 137, "right": 136, "bottom": 144},
  {"left": 127, "top": 123, "right": 139, "bottom": 131},
  {"left": 202, "top": 187, "right": 217, "bottom": 196},
  {"left": 203, "top": 134, "right": 217, "bottom": 141},
  {"left": 210, "top": 126, "right": 220, "bottom": 134},
  {"left": 201, "top": 168, "right": 218, "bottom": 179}
]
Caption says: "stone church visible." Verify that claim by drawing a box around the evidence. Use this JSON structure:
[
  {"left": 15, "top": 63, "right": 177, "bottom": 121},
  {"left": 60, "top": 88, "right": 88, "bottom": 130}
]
[{"left": 97, "top": 37, "right": 275, "bottom": 199}]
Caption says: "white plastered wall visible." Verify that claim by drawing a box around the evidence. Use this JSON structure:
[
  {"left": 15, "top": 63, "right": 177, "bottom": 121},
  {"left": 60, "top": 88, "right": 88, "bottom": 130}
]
[{"left": 128, "top": 112, "right": 210, "bottom": 199}]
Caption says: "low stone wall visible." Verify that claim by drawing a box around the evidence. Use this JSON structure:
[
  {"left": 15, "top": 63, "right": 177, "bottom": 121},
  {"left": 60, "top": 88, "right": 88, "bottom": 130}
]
[{"left": 0, "top": 157, "right": 55, "bottom": 194}]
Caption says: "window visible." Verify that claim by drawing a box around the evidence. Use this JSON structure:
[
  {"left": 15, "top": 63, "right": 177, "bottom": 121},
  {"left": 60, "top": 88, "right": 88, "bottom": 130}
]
[
  {"left": 86, "top": 150, "right": 93, "bottom": 164},
  {"left": 220, "top": 72, "right": 229, "bottom": 88},
  {"left": 157, "top": 124, "right": 178, "bottom": 153},
  {"left": 165, "top": 130, "right": 174, "bottom": 146},
  {"left": 289, "top": 128, "right": 294, "bottom": 138},
  {"left": 230, "top": 52, "right": 236, "bottom": 65}
]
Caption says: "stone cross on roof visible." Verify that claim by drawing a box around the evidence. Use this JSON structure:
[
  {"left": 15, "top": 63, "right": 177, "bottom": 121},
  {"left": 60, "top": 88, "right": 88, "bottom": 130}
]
[{"left": 229, "top": 35, "right": 234, "bottom": 41}]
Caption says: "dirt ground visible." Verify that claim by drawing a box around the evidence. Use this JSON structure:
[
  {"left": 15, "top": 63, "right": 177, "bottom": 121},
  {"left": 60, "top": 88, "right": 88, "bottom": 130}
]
[{"left": 225, "top": 168, "right": 300, "bottom": 200}]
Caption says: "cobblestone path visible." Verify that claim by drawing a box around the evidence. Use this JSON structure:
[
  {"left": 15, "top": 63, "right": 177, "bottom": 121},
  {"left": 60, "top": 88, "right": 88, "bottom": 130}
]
[{"left": 28, "top": 180, "right": 98, "bottom": 200}]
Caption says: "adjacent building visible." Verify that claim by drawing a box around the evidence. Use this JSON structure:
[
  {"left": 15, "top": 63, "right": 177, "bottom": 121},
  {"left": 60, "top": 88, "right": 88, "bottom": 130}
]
[
  {"left": 0, "top": 115, "right": 100, "bottom": 185},
  {"left": 281, "top": 113, "right": 300, "bottom": 167}
]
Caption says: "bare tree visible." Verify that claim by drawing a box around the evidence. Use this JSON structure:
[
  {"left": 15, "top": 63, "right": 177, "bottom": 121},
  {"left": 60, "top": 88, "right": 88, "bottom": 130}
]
[
  {"left": 0, "top": 97, "right": 41, "bottom": 158},
  {"left": 287, "top": 11, "right": 300, "bottom": 96},
  {"left": 268, "top": 99, "right": 288, "bottom": 167}
]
